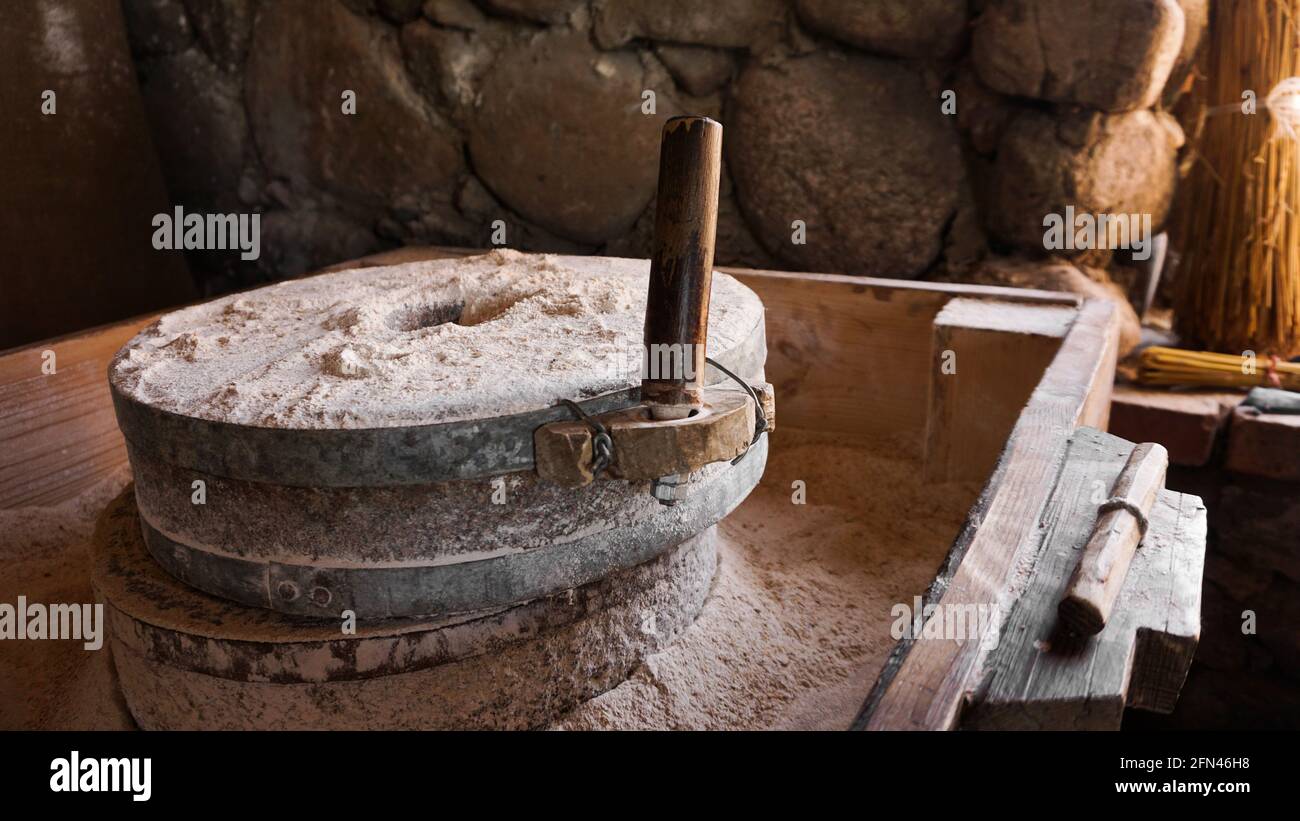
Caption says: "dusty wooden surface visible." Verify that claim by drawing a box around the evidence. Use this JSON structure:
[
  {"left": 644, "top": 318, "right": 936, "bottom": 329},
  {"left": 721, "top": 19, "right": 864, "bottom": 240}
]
[
  {"left": 924, "top": 298, "right": 1075, "bottom": 483},
  {"left": 1108, "top": 382, "right": 1239, "bottom": 467},
  {"left": 0, "top": 316, "right": 156, "bottom": 508},
  {"left": 720, "top": 269, "right": 1078, "bottom": 452},
  {"left": 962, "top": 428, "right": 1203, "bottom": 729},
  {"left": 858, "top": 298, "right": 1121, "bottom": 730},
  {"left": 1059, "top": 441, "right": 1169, "bottom": 636}
]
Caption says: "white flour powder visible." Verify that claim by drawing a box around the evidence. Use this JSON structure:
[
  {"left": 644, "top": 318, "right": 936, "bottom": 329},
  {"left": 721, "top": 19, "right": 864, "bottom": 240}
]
[{"left": 110, "top": 250, "right": 762, "bottom": 429}]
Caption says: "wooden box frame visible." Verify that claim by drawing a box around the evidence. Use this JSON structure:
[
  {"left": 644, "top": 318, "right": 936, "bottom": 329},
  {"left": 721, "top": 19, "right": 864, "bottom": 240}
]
[{"left": 2, "top": 248, "right": 1199, "bottom": 731}]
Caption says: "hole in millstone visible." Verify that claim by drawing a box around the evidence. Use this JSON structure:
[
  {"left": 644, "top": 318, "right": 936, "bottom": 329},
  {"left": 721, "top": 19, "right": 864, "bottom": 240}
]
[
  {"left": 386, "top": 290, "right": 541, "bottom": 332},
  {"left": 458, "top": 289, "right": 542, "bottom": 326},
  {"left": 386, "top": 300, "right": 465, "bottom": 332}
]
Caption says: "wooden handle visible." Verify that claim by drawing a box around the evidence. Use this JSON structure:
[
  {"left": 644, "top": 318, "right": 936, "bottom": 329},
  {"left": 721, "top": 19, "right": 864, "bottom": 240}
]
[
  {"left": 1058, "top": 442, "right": 1169, "bottom": 635},
  {"left": 642, "top": 115, "right": 723, "bottom": 420}
]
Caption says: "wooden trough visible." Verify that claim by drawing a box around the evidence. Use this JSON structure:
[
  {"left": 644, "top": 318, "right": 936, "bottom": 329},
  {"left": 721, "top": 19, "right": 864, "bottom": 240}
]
[{"left": 0, "top": 246, "right": 1206, "bottom": 730}]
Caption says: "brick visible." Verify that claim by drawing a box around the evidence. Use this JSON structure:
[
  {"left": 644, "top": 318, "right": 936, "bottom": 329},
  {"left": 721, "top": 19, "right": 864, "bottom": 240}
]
[
  {"left": 1225, "top": 406, "right": 1300, "bottom": 481},
  {"left": 1109, "top": 384, "right": 1236, "bottom": 466}
]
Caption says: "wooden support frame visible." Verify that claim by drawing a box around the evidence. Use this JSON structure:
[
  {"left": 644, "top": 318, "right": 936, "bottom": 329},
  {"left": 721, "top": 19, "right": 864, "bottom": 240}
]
[
  {"left": 856, "top": 299, "right": 1129, "bottom": 729},
  {"left": 0, "top": 246, "right": 1201, "bottom": 730},
  {"left": 923, "top": 298, "right": 1075, "bottom": 484},
  {"left": 960, "top": 428, "right": 1203, "bottom": 730}
]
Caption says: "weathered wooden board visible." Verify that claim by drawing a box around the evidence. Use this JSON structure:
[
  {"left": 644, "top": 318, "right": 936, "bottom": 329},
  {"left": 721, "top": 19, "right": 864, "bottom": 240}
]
[
  {"left": 962, "top": 427, "right": 1204, "bottom": 729},
  {"left": 721, "top": 268, "right": 1078, "bottom": 452},
  {"left": 924, "top": 298, "right": 1075, "bottom": 484},
  {"left": 858, "top": 298, "right": 1122, "bottom": 730},
  {"left": 0, "top": 318, "right": 154, "bottom": 508}
]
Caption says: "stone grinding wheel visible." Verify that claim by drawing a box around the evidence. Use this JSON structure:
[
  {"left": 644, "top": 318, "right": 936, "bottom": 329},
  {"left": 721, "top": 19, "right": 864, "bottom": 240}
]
[
  {"left": 92, "top": 488, "right": 718, "bottom": 730},
  {"left": 108, "top": 250, "right": 768, "bottom": 620}
]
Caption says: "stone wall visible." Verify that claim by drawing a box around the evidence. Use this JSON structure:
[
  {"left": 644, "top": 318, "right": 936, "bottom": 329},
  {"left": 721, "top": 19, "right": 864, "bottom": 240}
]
[{"left": 121, "top": 0, "right": 1204, "bottom": 298}]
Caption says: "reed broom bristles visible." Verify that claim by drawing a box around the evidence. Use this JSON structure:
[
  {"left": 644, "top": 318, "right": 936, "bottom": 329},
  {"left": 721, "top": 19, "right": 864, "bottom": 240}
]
[
  {"left": 1136, "top": 345, "right": 1300, "bottom": 390},
  {"left": 1172, "top": 0, "right": 1300, "bottom": 357}
]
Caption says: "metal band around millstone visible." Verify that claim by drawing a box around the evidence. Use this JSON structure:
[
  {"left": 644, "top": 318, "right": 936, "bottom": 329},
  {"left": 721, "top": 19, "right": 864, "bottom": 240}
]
[
  {"left": 109, "top": 319, "right": 765, "bottom": 488},
  {"left": 139, "top": 436, "right": 766, "bottom": 619}
]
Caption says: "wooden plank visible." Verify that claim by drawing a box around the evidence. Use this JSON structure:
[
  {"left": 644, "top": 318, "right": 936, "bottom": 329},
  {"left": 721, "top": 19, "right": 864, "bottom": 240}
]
[
  {"left": 923, "top": 299, "right": 1074, "bottom": 483},
  {"left": 961, "top": 427, "right": 1204, "bottom": 730},
  {"left": 1077, "top": 306, "right": 1120, "bottom": 432},
  {"left": 1126, "top": 489, "right": 1206, "bottom": 714},
  {"left": 857, "top": 298, "right": 1121, "bottom": 730},
  {"left": 1109, "top": 384, "right": 1239, "bottom": 467},
  {"left": 722, "top": 270, "right": 1079, "bottom": 449},
  {"left": 0, "top": 316, "right": 156, "bottom": 508}
]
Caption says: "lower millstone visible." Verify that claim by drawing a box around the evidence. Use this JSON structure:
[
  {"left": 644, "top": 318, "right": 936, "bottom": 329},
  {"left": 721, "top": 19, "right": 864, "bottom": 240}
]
[
  {"left": 129, "top": 435, "right": 764, "bottom": 619},
  {"left": 93, "top": 488, "right": 718, "bottom": 730}
]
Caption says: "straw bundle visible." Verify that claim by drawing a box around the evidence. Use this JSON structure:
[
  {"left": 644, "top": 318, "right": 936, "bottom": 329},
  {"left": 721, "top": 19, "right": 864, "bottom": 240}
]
[
  {"left": 1136, "top": 345, "right": 1300, "bottom": 390},
  {"left": 1173, "top": 0, "right": 1300, "bottom": 357}
]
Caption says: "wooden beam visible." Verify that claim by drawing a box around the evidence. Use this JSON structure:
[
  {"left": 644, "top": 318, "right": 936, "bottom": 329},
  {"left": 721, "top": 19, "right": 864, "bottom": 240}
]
[
  {"left": 962, "top": 427, "right": 1203, "bottom": 730},
  {"left": 722, "top": 270, "right": 1079, "bottom": 450},
  {"left": 0, "top": 315, "right": 156, "bottom": 508},
  {"left": 923, "top": 298, "right": 1074, "bottom": 484},
  {"left": 857, "top": 298, "right": 1121, "bottom": 730}
]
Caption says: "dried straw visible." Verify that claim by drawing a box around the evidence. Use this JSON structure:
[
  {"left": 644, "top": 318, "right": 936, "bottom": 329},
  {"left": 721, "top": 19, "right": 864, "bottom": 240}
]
[
  {"left": 1136, "top": 345, "right": 1300, "bottom": 390},
  {"left": 1173, "top": 0, "right": 1300, "bottom": 356}
]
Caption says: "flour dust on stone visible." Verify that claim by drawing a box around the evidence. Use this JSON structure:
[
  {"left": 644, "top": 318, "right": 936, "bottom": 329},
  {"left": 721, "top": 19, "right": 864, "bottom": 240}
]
[{"left": 111, "top": 250, "right": 763, "bottom": 429}]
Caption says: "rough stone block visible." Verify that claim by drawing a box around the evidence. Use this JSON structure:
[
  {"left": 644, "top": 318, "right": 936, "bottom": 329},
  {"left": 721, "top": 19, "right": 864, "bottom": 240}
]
[
  {"left": 972, "top": 0, "right": 1185, "bottom": 111},
  {"left": 988, "top": 109, "right": 1182, "bottom": 256},
  {"left": 1108, "top": 384, "right": 1236, "bottom": 467},
  {"left": 1225, "top": 406, "right": 1300, "bottom": 481},
  {"left": 467, "top": 31, "right": 679, "bottom": 245},
  {"left": 794, "top": 0, "right": 967, "bottom": 59},
  {"left": 728, "top": 52, "right": 962, "bottom": 278},
  {"left": 593, "top": 0, "right": 786, "bottom": 49}
]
